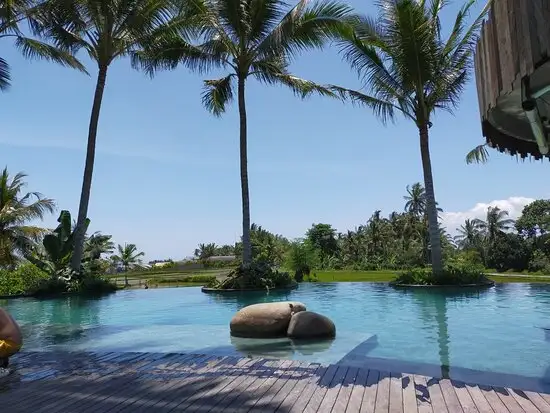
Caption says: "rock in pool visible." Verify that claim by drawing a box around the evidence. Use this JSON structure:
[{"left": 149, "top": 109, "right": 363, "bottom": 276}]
[
  {"left": 230, "top": 301, "right": 306, "bottom": 338},
  {"left": 287, "top": 311, "right": 336, "bottom": 339}
]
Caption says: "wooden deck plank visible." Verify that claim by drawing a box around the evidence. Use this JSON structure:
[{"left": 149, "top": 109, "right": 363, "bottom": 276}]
[
  {"left": 345, "top": 367, "right": 368, "bottom": 413},
  {"left": 222, "top": 358, "right": 281, "bottom": 413},
  {"left": 333, "top": 367, "right": 359, "bottom": 413},
  {"left": 260, "top": 361, "right": 311, "bottom": 413},
  {"left": 185, "top": 357, "right": 252, "bottom": 413},
  {"left": 276, "top": 365, "right": 325, "bottom": 412},
  {"left": 362, "top": 369, "right": 380, "bottom": 413},
  {"left": 112, "top": 354, "right": 225, "bottom": 412},
  {"left": 450, "top": 381, "right": 479, "bottom": 413},
  {"left": 3, "top": 352, "right": 158, "bottom": 412},
  {"left": 507, "top": 388, "right": 543, "bottom": 413},
  {"left": 478, "top": 386, "right": 511, "bottom": 413},
  {"left": 5, "top": 352, "right": 550, "bottom": 413},
  {"left": 317, "top": 365, "right": 349, "bottom": 413},
  {"left": 196, "top": 358, "right": 259, "bottom": 413},
  {"left": 249, "top": 360, "right": 302, "bottom": 413},
  {"left": 303, "top": 364, "right": 339, "bottom": 413},
  {"left": 125, "top": 355, "right": 233, "bottom": 413},
  {"left": 493, "top": 387, "right": 526, "bottom": 413},
  {"left": 210, "top": 358, "right": 271, "bottom": 413},
  {"left": 524, "top": 391, "right": 550, "bottom": 413},
  {"left": 402, "top": 374, "right": 418, "bottom": 413},
  {"left": 425, "top": 377, "right": 449, "bottom": 413},
  {"left": 439, "top": 379, "right": 464, "bottom": 413},
  {"left": 81, "top": 353, "right": 208, "bottom": 413},
  {"left": 413, "top": 375, "right": 433, "bottom": 413},
  {"left": 226, "top": 358, "right": 287, "bottom": 412},
  {"left": 389, "top": 372, "right": 404, "bottom": 413},
  {"left": 374, "top": 371, "right": 390, "bottom": 413},
  {"left": 464, "top": 384, "right": 493, "bottom": 413}
]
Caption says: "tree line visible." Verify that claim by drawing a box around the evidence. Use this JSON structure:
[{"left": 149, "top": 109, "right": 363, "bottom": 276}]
[
  {"left": 0, "top": 168, "right": 145, "bottom": 295},
  {"left": 2, "top": 0, "right": 490, "bottom": 279},
  {"left": 194, "top": 189, "right": 550, "bottom": 275}
]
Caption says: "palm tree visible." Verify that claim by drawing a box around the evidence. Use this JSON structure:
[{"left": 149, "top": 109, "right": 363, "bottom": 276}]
[
  {"left": 454, "top": 219, "right": 480, "bottom": 250},
  {"left": 473, "top": 206, "right": 515, "bottom": 243},
  {"left": 332, "top": 0, "right": 489, "bottom": 274},
  {"left": 133, "top": 0, "right": 352, "bottom": 266},
  {"left": 194, "top": 242, "right": 217, "bottom": 260},
  {"left": 0, "top": 0, "right": 85, "bottom": 90},
  {"left": 39, "top": 0, "right": 178, "bottom": 273},
  {"left": 84, "top": 232, "right": 114, "bottom": 260},
  {"left": 404, "top": 183, "right": 426, "bottom": 217},
  {"left": 0, "top": 167, "right": 55, "bottom": 267},
  {"left": 112, "top": 243, "right": 145, "bottom": 285}
]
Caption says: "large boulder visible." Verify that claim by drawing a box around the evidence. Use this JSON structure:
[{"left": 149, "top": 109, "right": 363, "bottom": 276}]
[
  {"left": 230, "top": 301, "right": 306, "bottom": 338},
  {"left": 287, "top": 311, "right": 336, "bottom": 339}
]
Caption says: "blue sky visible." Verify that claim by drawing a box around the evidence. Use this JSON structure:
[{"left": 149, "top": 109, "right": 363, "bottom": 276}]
[{"left": 1, "top": 0, "right": 547, "bottom": 260}]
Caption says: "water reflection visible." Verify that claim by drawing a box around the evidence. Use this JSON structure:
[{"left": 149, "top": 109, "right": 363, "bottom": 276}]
[
  {"left": 230, "top": 335, "right": 335, "bottom": 359},
  {"left": 404, "top": 287, "right": 493, "bottom": 378}
]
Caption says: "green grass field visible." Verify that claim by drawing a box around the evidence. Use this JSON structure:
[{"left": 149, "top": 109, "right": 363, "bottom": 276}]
[{"left": 111, "top": 268, "right": 550, "bottom": 289}]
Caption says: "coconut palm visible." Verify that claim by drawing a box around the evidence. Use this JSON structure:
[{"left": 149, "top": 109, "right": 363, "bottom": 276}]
[
  {"left": 404, "top": 183, "right": 426, "bottom": 217},
  {"left": 84, "top": 232, "right": 114, "bottom": 260},
  {"left": 0, "top": 0, "right": 85, "bottom": 90},
  {"left": 133, "top": 0, "right": 352, "bottom": 266},
  {"left": 332, "top": 0, "right": 489, "bottom": 274},
  {"left": 454, "top": 219, "right": 480, "bottom": 249},
  {"left": 112, "top": 243, "right": 145, "bottom": 285},
  {"left": 0, "top": 167, "right": 55, "bottom": 267},
  {"left": 39, "top": 0, "right": 178, "bottom": 273},
  {"left": 473, "top": 206, "right": 515, "bottom": 243}
]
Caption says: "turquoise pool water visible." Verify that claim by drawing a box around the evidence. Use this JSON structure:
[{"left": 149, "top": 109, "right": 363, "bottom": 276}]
[{"left": 3, "top": 283, "right": 550, "bottom": 390}]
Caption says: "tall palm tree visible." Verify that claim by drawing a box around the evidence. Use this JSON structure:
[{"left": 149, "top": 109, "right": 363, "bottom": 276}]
[
  {"left": 0, "top": 167, "right": 55, "bottom": 267},
  {"left": 0, "top": 0, "right": 85, "bottom": 90},
  {"left": 39, "top": 0, "right": 178, "bottom": 273},
  {"left": 404, "top": 182, "right": 426, "bottom": 217},
  {"left": 84, "top": 231, "right": 114, "bottom": 260},
  {"left": 454, "top": 219, "right": 480, "bottom": 249},
  {"left": 112, "top": 243, "right": 145, "bottom": 285},
  {"left": 473, "top": 206, "right": 515, "bottom": 243},
  {"left": 332, "top": 0, "right": 489, "bottom": 274},
  {"left": 134, "top": 0, "right": 352, "bottom": 266}
]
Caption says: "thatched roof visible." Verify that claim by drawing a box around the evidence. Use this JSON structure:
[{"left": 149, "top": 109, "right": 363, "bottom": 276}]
[{"left": 474, "top": 0, "right": 550, "bottom": 159}]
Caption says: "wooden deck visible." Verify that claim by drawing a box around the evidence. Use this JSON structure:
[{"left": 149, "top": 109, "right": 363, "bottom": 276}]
[{"left": 1, "top": 352, "right": 550, "bottom": 412}]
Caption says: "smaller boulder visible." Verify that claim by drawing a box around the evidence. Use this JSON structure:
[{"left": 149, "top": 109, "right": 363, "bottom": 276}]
[{"left": 287, "top": 311, "right": 336, "bottom": 339}]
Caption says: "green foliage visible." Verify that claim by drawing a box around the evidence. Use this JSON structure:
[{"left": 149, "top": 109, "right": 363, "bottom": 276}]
[
  {"left": 516, "top": 200, "right": 550, "bottom": 238},
  {"left": 285, "top": 240, "right": 320, "bottom": 282},
  {"left": 306, "top": 224, "right": 339, "bottom": 263},
  {"left": 234, "top": 224, "right": 289, "bottom": 267},
  {"left": 28, "top": 210, "right": 89, "bottom": 280},
  {"left": 0, "top": 167, "right": 55, "bottom": 268},
  {"left": 486, "top": 233, "right": 531, "bottom": 273},
  {"left": 211, "top": 262, "right": 294, "bottom": 290},
  {"left": 0, "top": 263, "right": 49, "bottom": 296},
  {"left": 393, "top": 263, "right": 488, "bottom": 286},
  {"left": 528, "top": 250, "right": 550, "bottom": 274}
]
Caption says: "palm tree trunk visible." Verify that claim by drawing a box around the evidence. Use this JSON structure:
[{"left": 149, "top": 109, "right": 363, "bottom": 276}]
[
  {"left": 70, "top": 64, "right": 108, "bottom": 273},
  {"left": 237, "top": 75, "right": 252, "bottom": 265},
  {"left": 419, "top": 124, "right": 443, "bottom": 274}
]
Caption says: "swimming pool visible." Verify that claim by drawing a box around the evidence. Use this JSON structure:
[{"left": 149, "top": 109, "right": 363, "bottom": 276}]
[{"left": 3, "top": 283, "right": 550, "bottom": 391}]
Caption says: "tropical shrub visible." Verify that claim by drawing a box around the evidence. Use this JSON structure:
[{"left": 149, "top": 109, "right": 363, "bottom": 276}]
[
  {"left": 210, "top": 262, "right": 293, "bottom": 290},
  {"left": 0, "top": 264, "right": 49, "bottom": 296},
  {"left": 392, "top": 263, "right": 489, "bottom": 286},
  {"left": 285, "top": 240, "right": 320, "bottom": 282}
]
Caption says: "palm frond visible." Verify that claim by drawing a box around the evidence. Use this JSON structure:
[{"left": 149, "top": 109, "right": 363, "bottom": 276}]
[
  {"left": 201, "top": 74, "right": 235, "bottom": 116},
  {"left": 0, "top": 56, "right": 10, "bottom": 90},
  {"left": 329, "top": 84, "right": 398, "bottom": 124},
  {"left": 256, "top": 0, "right": 353, "bottom": 60},
  {"left": 14, "top": 36, "right": 87, "bottom": 73},
  {"left": 466, "top": 144, "right": 490, "bottom": 164}
]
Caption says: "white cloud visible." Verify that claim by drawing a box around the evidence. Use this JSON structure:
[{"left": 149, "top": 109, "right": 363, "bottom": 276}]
[{"left": 441, "top": 196, "right": 536, "bottom": 234}]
